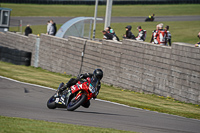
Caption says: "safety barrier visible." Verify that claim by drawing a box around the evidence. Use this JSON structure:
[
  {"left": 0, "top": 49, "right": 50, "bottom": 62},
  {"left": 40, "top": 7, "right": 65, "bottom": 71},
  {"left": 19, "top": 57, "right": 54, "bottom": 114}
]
[{"left": 0, "top": 46, "right": 32, "bottom": 66}]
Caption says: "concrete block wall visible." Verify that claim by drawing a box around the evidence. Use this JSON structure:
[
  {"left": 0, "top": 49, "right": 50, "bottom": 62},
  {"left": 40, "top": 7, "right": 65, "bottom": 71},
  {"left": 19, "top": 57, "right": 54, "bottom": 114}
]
[
  {"left": 170, "top": 42, "right": 200, "bottom": 103},
  {"left": 0, "top": 31, "right": 37, "bottom": 66},
  {"left": 0, "top": 32, "right": 199, "bottom": 104},
  {"left": 39, "top": 34, "right": 86, "bottom": 76},
  {"left": 81, "top": 38, "right": 199, "bottom": 104}
]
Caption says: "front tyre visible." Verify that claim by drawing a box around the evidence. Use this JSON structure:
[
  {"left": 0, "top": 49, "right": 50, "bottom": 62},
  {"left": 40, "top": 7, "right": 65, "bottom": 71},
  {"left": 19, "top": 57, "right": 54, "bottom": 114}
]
[
  {"left": 67, "top": 94, "right": 87, "bottom": 111},
  {"left": 47, "top": 95, "right": 57, "bottom": 109}
]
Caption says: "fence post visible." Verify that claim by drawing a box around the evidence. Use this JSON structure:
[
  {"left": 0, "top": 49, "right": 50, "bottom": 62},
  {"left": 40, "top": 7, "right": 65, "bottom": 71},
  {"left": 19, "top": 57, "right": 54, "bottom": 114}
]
[
  {"left": 34, "top": 37, "right": 40, "bottom": 67},
  {"left": 20, "top": 20, "right": 23, "bottom": 34}
]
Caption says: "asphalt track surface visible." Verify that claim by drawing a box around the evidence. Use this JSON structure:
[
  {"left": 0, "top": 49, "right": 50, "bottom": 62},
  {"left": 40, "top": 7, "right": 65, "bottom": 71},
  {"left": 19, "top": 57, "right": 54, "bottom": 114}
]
[
  {"left": 10, "top": 15, "right": 200, "bottom": 26},
  {"left": 1, "top": 76, "right": 200, "bottom": 133}
]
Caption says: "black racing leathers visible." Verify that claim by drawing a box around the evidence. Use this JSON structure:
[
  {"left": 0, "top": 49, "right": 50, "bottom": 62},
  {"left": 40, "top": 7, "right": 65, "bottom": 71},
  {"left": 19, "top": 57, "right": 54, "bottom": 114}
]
[{"left": 59, "top": 73, "right": 101, "bottom": 98}]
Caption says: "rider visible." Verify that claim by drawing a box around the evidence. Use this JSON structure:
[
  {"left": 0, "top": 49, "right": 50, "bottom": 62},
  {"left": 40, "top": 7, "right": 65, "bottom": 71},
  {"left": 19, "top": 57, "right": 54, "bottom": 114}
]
[
  {"left": 58, "top": 69, "right": 103, "bottom": 108},
  {"left": 149, "top": 14, "right": 155, "bottom": 21}
]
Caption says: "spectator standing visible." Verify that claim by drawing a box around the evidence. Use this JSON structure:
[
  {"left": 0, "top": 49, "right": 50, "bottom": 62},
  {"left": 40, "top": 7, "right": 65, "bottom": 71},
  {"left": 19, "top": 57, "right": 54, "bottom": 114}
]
[
  {"left": 123, "top": 25, "right": 135, "bottom": 39},
  {"left": 195, "top": 32, "right": 200, "bottom": 47},
  {"left": 46, "top": 21, "right": 51, "bottom": 35},
  {"left": 155, "top": 23, "right": 168, "bottom": 46},
  {"left": 48, "top": 20, "right": 55, "bottom": 36},
  {"left": 51, "top": 20, "right": 57, "bottom": 35},
  {"left": 24, "top": 24, "right": 32, "bottom": 36},
  {"left": 165, "top": 25, "right": 172, "bottom": 46},
  {"left": 136, "top": 26, "right": 146, "bottom": 41}
]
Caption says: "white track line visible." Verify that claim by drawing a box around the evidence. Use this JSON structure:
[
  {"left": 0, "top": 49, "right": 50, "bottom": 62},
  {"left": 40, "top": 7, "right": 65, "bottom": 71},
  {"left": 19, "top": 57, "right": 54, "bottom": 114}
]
[{"left": 0, "top": 76, "right": 55, "bottom": 91}]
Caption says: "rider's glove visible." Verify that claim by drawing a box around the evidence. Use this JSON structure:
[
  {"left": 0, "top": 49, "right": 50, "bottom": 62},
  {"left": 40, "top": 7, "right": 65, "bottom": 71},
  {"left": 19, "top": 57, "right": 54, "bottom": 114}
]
[{"left": 78, "top": 74, "right": 84, "bottom": 79}]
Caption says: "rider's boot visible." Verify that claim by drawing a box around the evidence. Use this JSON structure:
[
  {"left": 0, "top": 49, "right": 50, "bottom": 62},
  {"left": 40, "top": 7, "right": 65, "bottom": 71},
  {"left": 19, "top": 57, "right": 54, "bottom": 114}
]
[
  {"left": 58, "top": 78, "right": 77, "bottom": 93},
  {"left": 58, "top": 83, "right": 68, "bottom": 93}
]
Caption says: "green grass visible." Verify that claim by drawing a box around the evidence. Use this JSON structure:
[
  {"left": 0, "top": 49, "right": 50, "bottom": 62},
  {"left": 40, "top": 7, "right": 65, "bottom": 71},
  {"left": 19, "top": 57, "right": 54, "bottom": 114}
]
[
  {"left": 1, "top": 3, "right": 200, "bottom": 17},
  {"left": 0, "top": 116, "right": 136, "bottom": 133},
  {"left": 10, "top": 21, "right": 200, "bottom": 44},
  {"left": 0, "top": 61, "right": 200, "bottom": 120},
  {"left": 5, "top": 3, "right": 200, "bottom": 44}
]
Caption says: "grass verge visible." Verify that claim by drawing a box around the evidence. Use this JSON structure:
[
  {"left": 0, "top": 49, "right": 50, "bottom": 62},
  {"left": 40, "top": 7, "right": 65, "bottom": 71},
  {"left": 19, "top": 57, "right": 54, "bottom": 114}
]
[
  {"left": 0, "top": 116, "right": 136, "bottom": 133},
  {"left": 1, "top": 3, "right": 200, "bottom": 17},
  {"left": 10, "top": 21, "right": 200, "bottom": 44},
  {"left": 0, "top": 61, "right": 200, "bottom": 120}
]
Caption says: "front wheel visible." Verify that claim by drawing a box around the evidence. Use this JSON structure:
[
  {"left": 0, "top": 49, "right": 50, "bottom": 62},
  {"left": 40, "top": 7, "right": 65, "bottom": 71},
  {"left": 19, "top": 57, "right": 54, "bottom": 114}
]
[
  {"left": 67, "top": 94, "right": 87, "bottom": 111},
  {"left": 47, "top": 95, "right": 57, "bottom": 109}
]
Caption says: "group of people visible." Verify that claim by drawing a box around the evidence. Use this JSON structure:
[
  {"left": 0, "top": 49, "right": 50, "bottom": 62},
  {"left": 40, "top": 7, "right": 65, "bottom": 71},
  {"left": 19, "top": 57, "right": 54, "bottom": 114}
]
[
  {"left": 102, "top": 25, "right": 147, "bottom": 42},
  {"left": 102, "top": 26, "right": 119, "bottom": 41},
  {"left": 102, "top": 23, "right": 171, "bottom": 46},
  {"left": 123, "top": 25, "right": 147, "bottom": 41},
  {"left": 24, "top": 19, "right": 199, "bottom": 48},
  {"left": 24, "top": 19, "right": 57, "bottom": 36},
  {"left": 123, "top": 23, "right": 171, "bottom": 46},
  {"left": 46, "top": 20, "right": 57, "bottom": 36}
]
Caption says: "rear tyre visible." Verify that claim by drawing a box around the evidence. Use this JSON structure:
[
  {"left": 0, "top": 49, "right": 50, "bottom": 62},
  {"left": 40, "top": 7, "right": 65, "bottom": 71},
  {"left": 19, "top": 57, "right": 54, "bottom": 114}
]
[
  {"left": 67, "top": 94, "right": 87, "bottom": 111},
  {"left": 47, "top": 95, "right": 57, "bottom": 109}
]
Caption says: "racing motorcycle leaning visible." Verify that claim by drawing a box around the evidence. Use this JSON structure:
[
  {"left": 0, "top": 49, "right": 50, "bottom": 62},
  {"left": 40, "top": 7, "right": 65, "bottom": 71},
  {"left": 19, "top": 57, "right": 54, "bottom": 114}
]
[{"left": 47, "top": 77, "right": 98, "bottom": 111}]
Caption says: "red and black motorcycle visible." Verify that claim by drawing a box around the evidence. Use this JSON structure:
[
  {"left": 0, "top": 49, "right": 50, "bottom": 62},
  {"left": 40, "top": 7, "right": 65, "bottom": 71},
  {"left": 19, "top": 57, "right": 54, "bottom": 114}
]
[{"left": 47, "top": 77, "right": 97, "bottom": 111}]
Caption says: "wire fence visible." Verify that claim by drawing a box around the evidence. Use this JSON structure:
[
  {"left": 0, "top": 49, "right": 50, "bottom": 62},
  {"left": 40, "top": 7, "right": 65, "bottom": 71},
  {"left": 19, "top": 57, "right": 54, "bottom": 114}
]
[
  {"left": 9, "top": 18, "right": 22, "bottom": 32},
  {"left": 1, "top": 0, "right": 200, "bottom": 5}
]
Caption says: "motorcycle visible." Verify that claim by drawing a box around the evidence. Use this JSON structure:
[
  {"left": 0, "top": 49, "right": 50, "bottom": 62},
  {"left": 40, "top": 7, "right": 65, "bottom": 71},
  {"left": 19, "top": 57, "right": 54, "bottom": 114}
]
[
  {"left": 47, "top": 77, "right": 97, "bottom": 111},
  {"left": 145, "top": 16, "right": 155, "bottom": 22}
]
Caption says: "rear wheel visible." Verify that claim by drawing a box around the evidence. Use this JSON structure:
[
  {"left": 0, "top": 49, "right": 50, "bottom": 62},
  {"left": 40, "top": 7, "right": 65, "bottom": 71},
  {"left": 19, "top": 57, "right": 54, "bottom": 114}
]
[
  {"left": 67, "top": 93, "right": 87, "bottom": 111},
  {"left": 47, "top": 95, "right": 57, "bottom": 109}
]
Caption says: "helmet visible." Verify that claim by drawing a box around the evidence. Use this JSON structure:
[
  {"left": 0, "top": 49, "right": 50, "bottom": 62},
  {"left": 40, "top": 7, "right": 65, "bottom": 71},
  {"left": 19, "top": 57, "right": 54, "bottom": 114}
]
[{"left": 93, "top": 69, "right": 103, "bottom": 80}]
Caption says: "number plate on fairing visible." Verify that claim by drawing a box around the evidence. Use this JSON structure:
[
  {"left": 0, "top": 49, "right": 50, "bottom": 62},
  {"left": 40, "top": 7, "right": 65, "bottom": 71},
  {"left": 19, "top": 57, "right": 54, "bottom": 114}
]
[
  {"left": 55, "top": 97, "right": 66, "bottom": 105},
  {"left": 89, "top": 84, "right": 96, "bottom": 93},
  {"left": 55, "top": 98, "right": 59, "bottom": 103}
]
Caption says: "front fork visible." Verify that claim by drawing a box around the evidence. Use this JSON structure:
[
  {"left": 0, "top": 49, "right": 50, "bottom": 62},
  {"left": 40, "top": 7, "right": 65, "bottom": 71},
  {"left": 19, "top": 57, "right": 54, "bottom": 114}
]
[{"left": 75, "top": 91, "right": 83, "bottom": 100}]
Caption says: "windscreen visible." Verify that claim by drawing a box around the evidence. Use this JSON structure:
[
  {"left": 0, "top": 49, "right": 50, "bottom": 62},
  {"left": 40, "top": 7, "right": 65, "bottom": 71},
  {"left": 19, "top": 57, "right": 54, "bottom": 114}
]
[{"left": 89, "top": 77, "right": 99, "bottom": 93}]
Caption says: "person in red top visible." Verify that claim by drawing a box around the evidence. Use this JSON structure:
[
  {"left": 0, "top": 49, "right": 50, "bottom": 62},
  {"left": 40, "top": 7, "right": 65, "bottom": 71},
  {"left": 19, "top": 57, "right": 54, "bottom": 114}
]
[{"left": 155, "top": 23, "right": 168, "bottom": 46}]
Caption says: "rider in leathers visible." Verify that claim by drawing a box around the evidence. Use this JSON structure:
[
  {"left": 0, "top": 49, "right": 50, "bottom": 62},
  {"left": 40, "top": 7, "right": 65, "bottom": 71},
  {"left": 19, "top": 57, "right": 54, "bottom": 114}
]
[{"left": 58, "top": 69, "right": 103, "bottom": 108}]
